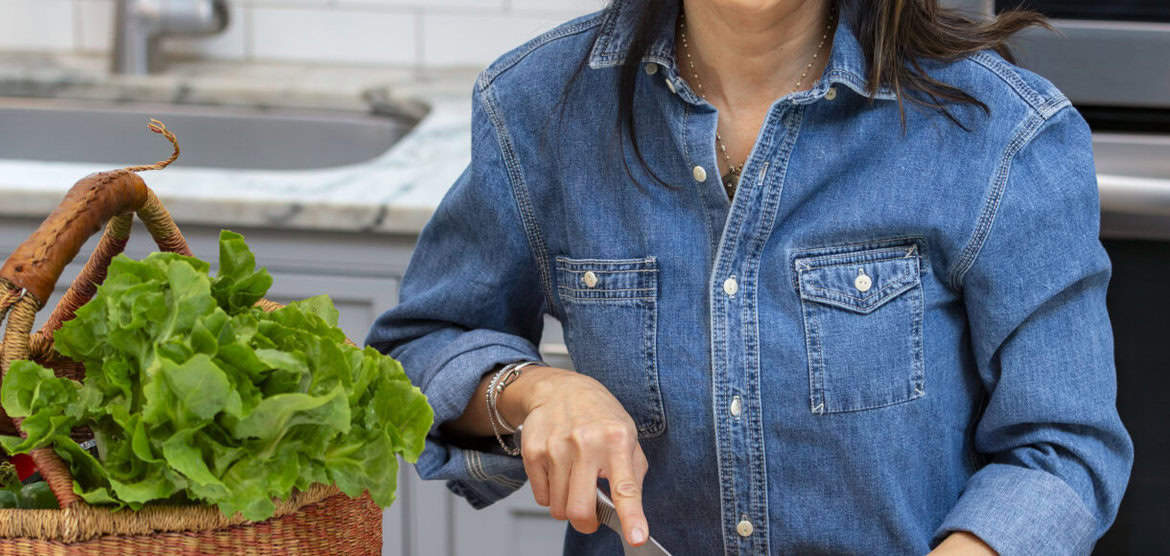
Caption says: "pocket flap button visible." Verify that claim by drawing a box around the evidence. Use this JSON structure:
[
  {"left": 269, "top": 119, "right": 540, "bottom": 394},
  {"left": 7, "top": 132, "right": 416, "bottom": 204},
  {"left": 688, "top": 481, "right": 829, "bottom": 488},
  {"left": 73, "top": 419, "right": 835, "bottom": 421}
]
[
  {"left": 854, "top": 268, "right": 872, "bottom": 292},
  {"left": 582, "top": 271, "right": 599, "bottom": 288}
]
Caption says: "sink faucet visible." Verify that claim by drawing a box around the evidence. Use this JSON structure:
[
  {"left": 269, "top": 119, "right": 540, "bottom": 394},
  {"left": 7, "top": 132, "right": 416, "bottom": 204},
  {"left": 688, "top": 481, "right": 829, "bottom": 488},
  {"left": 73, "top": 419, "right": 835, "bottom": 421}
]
[{"left": 113, "top": 0, "right": 230, "bottom": 74}]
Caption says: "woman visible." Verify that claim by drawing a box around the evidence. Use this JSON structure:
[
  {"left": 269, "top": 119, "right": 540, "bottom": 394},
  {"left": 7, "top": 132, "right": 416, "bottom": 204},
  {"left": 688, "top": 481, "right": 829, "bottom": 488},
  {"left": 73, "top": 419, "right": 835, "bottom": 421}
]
[{"left": 366, "top": 0, "right": 1133, "bottom": 553}]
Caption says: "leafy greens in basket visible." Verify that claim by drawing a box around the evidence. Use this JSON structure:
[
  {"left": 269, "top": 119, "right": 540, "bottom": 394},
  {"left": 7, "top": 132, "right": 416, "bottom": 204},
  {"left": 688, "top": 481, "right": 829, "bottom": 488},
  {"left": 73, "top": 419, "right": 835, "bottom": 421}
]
[{"left": 0, "top": 230, "right": 432, "bottom": 521}]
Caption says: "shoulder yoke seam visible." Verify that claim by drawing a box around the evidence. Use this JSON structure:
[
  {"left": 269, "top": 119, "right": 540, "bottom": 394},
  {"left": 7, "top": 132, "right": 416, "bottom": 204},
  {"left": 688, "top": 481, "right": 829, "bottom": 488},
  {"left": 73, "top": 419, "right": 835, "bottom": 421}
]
[
  {"left": 476, "top": 13, "right": 606, "bottom": 91},
  {"left": 968, "top": 51, "right": 1069, "bottom": 119}
]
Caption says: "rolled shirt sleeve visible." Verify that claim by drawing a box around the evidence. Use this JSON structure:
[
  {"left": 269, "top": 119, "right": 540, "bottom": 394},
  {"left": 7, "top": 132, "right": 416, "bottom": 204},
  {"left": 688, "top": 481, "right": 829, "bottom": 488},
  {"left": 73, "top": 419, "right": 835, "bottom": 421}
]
[
  {"left": 935, "top": 105, "right": 1134, "bottom": 553},
  {"left": 365, "top": 82, "right": 546, "bottom": 509}
]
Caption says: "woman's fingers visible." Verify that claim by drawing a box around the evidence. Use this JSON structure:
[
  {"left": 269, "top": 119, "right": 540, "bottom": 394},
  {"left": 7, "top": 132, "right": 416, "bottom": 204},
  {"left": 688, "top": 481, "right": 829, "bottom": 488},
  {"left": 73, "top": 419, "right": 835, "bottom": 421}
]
[
  {"left": 546, "top": 437, "right": 573, "bottom": 521},
  {"left": 520, "top": 422, "right": 550, "bottom": 507},
  {"left": 565, "top": 459, "right": 602, "bottom": 534},
  {"left": 607, "top": 437, "right": 649, "bottom": 546}
]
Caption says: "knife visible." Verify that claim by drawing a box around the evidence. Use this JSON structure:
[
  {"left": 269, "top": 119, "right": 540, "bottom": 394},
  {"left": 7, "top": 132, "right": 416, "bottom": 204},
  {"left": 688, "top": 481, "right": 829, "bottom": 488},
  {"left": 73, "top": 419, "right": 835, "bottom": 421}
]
[{"left": 595, "top": 487, "right": 672, "bottom": 555}]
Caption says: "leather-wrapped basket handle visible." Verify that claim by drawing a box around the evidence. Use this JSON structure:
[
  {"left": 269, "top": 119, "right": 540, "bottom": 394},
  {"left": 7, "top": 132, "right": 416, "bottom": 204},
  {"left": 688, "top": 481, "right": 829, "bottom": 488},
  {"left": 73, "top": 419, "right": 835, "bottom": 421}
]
[
  {"left": 0, "top": 172, "right": 148, "bottom": 304},
  {"left": 0, "top": 120, "right": 179, "bottom": 305}
]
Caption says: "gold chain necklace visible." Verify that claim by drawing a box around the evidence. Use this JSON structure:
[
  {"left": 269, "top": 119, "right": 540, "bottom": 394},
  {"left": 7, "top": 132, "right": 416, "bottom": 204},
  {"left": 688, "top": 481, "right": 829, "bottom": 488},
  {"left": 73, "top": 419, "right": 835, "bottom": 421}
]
[{"left": 678, "top": 6, "right": 836, "bottom": 199}]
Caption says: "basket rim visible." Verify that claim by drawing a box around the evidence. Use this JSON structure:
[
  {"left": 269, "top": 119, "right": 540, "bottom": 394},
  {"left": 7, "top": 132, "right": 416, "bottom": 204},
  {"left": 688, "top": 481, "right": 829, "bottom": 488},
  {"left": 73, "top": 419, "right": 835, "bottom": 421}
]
[{"left": 0, "top": 482, "right": 347, "bottom": 543}]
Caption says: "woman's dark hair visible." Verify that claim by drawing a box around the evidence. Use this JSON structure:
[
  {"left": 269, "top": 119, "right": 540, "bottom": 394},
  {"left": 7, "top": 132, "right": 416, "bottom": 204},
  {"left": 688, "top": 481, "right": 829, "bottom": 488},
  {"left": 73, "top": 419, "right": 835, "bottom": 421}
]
[{"left": 565, "top": 0, "right": 1053, "bottom": 188}]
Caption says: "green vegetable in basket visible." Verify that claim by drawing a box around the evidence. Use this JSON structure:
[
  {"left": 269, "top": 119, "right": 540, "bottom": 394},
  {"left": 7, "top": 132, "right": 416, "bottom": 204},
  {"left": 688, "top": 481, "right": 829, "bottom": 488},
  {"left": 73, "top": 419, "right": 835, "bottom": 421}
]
[
  {"left": 18, "top": 481, "right": 57, "bottom": 509},
  {"left": 0, "top": 463, "right": 58, "bottom": 509},
  {"left": 0, "top": 230, "right": 432, "bottom": 521}
]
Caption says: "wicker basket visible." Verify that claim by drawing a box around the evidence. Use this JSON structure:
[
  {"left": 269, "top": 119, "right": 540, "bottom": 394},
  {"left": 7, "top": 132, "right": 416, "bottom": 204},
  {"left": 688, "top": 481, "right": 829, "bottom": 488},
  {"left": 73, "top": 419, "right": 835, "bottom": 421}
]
[{"left": 0, "top": 123, "right": 382, "bottom": 554}]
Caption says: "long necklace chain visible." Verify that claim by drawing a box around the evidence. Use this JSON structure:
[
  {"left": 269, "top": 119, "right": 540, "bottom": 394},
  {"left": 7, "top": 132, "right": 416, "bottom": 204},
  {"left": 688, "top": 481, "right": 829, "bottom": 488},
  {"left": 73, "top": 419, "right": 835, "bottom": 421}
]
[{"left": 678, "top": 6, "right": 836, "bottom": 199}]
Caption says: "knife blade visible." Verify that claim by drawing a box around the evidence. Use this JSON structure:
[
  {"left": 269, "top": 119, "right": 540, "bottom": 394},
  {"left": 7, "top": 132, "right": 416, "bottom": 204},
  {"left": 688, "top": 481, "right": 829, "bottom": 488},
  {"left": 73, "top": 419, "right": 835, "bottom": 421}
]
[{"left": 595, "top": 488, "right": 672, "bottom": 556}]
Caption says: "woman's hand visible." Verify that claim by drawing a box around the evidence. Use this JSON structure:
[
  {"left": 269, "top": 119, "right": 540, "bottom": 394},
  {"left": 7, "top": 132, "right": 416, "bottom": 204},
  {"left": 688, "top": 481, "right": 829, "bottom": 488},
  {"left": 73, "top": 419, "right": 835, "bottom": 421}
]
[{"left": 500, "top": 366, "right": 651, "bottom": 547}]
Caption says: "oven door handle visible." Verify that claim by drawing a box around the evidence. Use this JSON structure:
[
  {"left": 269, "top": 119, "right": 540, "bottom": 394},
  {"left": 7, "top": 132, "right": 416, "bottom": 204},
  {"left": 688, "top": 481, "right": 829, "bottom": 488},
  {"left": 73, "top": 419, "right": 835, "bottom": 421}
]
[{"left": 1099, "top": 174, "right": 1170, "bottom": 216}]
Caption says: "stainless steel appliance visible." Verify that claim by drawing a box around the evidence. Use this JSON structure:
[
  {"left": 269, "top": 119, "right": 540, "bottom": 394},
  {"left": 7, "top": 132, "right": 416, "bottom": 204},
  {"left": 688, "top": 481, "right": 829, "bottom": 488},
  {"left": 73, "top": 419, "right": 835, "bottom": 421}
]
[{"left": 946, "top": 1, "right": 1170, "bottom": 552}]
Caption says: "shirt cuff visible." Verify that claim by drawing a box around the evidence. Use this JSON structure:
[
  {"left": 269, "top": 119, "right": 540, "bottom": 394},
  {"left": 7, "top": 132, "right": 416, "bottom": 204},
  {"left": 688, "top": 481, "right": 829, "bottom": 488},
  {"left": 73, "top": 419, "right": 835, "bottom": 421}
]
[
  {"left": 445, "top": 448, "right": 529, "bottom": 509},
  {"left": 412, "top": 330, "right": 541, "bottom": 508},
  {"left": 417, "top": 329, "right": 542, "bottom": 430},
  {"left": 932, "top": 463, "right": 1098, "bottom": 555}
]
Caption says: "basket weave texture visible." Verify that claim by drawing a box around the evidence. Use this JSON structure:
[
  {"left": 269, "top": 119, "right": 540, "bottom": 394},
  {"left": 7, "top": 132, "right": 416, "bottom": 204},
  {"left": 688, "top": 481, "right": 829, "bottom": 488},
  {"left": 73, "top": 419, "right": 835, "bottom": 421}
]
[{"left": 0, "top": 125, "right": 382, "bottom": 553}]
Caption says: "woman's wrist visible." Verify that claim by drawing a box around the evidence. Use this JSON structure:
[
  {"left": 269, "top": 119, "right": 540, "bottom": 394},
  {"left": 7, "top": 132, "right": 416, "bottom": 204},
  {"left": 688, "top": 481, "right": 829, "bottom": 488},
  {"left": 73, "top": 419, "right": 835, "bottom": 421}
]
[{"left": 496, "top": 364, "right": 563, "bottom": 428}]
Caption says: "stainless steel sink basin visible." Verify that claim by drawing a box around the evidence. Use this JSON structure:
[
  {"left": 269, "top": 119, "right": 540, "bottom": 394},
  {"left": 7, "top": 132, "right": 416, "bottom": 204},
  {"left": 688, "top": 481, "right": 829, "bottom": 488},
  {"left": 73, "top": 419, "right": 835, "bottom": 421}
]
[{"left": 0, "top": 97, "right": 418, "bottom": 170}]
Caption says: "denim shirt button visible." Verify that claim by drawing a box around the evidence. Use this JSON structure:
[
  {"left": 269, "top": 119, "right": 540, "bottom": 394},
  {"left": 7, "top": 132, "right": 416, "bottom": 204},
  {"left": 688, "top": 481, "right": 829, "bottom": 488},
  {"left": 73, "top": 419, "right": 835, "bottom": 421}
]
[
  {"left": 692, "top": 165, "right": 707, "bottom": 183},
  {"left": 736, "top": 518, "right": 754, "bottom": 537},
  {"left": 729, "top": 395, "right": 743, "bottom": 417},
  {"left": 825, "top": 86, "right": 838, "bottom": 100},
  {"left": 582, "top": 271, "right": 599, "bottom": 288},
  {"left": 854, "top": 268, "right": 872, "bottom": 292},
  {"left": 722, "top": 276, "right": 738, "bottom": 296},
  {"left": 643, "top": 62, "right": 658, "bottom": 75}
]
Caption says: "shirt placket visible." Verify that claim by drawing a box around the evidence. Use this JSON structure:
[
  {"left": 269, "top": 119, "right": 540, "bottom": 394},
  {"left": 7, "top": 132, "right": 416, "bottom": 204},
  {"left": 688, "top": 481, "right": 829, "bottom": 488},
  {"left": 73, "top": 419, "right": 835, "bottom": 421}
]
[
  {"left": 661, "top": 70, "right": 748, "bottom": 553},
  {"left": 661, "top": 58, "right": 807, "bottom": 553},
  {"left": 689, "top": 99, "right": 803, "bottom": 554}
]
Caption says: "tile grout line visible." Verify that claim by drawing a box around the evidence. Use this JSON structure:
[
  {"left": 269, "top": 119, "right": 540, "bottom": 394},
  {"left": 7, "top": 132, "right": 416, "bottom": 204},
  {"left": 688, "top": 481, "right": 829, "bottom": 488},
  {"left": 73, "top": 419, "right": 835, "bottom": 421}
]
[{"left": 72, "top": 0, "right": 84, "bottom": 54}]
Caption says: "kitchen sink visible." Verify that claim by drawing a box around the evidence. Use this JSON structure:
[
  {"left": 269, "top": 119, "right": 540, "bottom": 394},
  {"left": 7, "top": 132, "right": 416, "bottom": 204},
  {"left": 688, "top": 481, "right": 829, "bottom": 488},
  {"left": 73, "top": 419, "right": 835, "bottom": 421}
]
[{"left": 0, "top": 97, "right": 418, "bottom": 171}]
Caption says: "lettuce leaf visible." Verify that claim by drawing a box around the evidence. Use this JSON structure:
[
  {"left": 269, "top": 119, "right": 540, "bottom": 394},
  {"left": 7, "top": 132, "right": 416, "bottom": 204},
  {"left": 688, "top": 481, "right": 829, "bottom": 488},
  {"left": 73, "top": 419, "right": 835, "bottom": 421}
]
[{"left": 0, "top": 230, "right": 431, "bottom": 520}]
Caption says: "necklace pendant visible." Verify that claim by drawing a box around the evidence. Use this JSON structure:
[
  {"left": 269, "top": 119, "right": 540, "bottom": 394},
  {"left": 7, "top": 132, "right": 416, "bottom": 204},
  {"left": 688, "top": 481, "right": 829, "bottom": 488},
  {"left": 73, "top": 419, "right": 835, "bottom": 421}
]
[{"left": 722, "top": 171, "right": 739, "bottom": 197}]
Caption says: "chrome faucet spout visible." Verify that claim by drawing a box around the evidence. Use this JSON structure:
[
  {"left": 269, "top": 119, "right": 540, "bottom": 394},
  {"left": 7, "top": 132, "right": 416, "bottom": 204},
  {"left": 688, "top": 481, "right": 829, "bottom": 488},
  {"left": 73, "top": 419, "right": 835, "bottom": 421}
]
[{"left": 113, "top": 0, "right": 230, "bottom": 75}]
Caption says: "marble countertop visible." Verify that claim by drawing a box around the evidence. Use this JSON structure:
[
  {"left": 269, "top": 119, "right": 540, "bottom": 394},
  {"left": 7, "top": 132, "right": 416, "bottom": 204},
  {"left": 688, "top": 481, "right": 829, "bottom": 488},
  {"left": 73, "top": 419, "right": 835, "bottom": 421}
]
[{"left": 0, "top": 53, "right": 480, "bottom": 234}]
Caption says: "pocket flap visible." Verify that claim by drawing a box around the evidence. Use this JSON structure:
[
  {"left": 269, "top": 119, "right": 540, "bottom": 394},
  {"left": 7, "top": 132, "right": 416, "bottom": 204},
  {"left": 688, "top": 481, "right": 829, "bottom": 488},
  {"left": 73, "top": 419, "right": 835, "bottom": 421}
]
[{"left": 795, "top": 245, "right": 920, "bottom": 314}]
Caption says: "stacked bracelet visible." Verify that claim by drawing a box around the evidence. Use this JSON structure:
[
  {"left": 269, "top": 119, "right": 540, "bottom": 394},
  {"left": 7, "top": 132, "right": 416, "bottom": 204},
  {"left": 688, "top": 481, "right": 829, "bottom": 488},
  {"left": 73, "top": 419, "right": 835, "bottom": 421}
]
[{"left": 486, "top": 360, "right": 544, "bottom": 456}]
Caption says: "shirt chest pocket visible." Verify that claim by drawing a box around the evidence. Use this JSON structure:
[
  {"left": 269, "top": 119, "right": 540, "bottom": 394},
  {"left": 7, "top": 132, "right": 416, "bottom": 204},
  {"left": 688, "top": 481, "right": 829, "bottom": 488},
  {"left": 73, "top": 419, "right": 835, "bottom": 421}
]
[
  {"left": 794, "top": 242, "right": 925, "bottom": 414},
  {"left": 554, "top": 256, "right": 666, "bottom": 438}
]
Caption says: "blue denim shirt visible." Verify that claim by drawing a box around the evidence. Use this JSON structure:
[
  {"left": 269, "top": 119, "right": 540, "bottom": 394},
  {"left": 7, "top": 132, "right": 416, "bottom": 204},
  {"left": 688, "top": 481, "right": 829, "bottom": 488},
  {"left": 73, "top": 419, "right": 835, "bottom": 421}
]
[{"left": 366, "top": 2, "right": 1133, "bottom": 553}]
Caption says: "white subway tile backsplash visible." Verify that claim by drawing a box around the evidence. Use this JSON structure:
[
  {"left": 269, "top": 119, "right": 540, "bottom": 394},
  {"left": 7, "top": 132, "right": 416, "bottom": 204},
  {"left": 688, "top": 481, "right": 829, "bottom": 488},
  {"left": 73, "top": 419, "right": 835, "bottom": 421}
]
[
  {"left": 510, "top": 0, "right": 606, "bottom": 16},
  {"left": 0, "top": 0, "right": 75, "bottom": 51},
  {"left": 6, "top": 0, "right": 614, "bottom": 68},
  {"left": 244, "top": 0, "right": 333, "bottom": 7},
  {"left": 165, "top": 4, "right": 248, "bottom": 60},
  {"left": 75, "top": 0, "right": 114, "bottom": 52},
  {"left": 421, "top": 12, "right": 570, "bottom": 67},
  {"left": 337, "top": 0, "right": 505, "bottom": 9},
  {"left": 250, "top": 7, "right": 416, "bottom": 65}
]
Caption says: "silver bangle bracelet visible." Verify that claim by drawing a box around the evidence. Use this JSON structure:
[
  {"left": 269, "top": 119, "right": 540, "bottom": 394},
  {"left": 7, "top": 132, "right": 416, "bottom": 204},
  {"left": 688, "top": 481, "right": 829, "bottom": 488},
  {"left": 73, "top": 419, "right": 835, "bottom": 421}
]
[{"left": 486, "top": 360, "right": 544, "bottom": 456}]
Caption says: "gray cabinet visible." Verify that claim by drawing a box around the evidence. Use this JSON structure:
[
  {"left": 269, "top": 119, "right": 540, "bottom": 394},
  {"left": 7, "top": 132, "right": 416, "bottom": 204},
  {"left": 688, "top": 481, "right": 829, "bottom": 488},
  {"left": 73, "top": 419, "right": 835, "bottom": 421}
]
[{"left": 0, "top": 216, "right": 567, "bottom": 556}]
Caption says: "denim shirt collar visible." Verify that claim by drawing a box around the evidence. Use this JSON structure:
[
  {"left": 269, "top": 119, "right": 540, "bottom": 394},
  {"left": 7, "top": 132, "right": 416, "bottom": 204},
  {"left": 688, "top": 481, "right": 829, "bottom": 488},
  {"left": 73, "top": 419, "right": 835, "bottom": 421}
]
[{"left": 587, "top": 0, "right": 898, "bottom": 102}]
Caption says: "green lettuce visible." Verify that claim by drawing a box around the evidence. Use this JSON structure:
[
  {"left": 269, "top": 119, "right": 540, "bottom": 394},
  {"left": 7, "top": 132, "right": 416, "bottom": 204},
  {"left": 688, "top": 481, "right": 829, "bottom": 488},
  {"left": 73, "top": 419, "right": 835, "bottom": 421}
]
[{"left": 0, "top": 230, "right": 432, "bottom": 520}]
